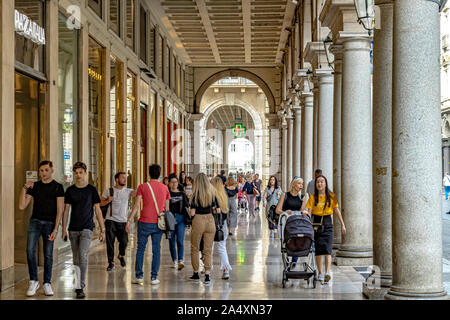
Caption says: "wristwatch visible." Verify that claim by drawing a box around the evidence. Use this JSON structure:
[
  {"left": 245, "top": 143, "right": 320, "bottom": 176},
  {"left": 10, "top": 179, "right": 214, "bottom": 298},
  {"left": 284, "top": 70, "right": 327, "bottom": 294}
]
[
  {"left": 101, "top": 229, "right": 105, "bottom": 233},
  {"left": 23, "top": 184, "right": 29, "bottom": 190}
]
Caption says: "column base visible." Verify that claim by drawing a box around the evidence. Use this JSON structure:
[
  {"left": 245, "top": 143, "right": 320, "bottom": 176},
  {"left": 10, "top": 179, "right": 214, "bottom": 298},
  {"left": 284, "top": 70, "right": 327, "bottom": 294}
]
[
  {"left": 385, "top": 286, "right": 449, "bottom": 300},
  {"left": 0, "top": 266, "right": 14, "bottom": 292},
  {"left": 362, "top": 283, "right": 390, "bottom": 300},
  {"left": 332, "top": 242, "right": 341, "bottom": 250},
  {"left": 334, "top": 248, "right": 373, "bottom": 266},
  {"left": 334, "top": 256, "right": 373, "bottom": 266}
]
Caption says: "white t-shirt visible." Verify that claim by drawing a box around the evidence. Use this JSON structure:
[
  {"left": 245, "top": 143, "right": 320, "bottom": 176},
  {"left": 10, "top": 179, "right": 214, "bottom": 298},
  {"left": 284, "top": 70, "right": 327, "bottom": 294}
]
[
  {"left": 102, "top": 187, "right": 134, "bottom": 223},
  {"left": 443, "top": 175, "right": 450, "bottom": 187}
]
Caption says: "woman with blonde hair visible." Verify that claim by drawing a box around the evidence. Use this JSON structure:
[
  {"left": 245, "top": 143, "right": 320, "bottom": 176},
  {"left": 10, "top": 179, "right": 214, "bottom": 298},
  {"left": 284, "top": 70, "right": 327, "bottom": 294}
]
[
  {"left": 188, "top": 173, "right": 219, "bottom": 285},
  {"left": 225, "top": 176, "right": 239, "bottom": 236},
  {"left": 210, "top": 177, "right": 232, "bottom": 280},
  {"left": 275, "top": 176, "right": 305, "bottom": 270}
]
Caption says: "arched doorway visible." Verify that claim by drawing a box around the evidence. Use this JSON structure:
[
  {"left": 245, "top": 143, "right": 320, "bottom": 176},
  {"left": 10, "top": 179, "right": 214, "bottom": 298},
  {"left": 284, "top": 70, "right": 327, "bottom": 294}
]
[{"left": 199, "top": 97, "right": 264, "bottom": 176}]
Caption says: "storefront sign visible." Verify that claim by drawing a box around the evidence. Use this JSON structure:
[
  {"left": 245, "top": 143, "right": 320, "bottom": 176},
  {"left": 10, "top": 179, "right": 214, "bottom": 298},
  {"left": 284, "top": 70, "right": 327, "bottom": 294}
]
[{"left": 14, "top": 9, "right": 46, "bottom": 45}]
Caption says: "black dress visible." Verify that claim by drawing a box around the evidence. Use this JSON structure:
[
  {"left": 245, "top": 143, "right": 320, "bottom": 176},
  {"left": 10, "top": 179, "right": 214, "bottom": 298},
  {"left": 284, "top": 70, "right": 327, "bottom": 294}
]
[{"left": 282, "top": 192, "right": 303, "bottom": 212}]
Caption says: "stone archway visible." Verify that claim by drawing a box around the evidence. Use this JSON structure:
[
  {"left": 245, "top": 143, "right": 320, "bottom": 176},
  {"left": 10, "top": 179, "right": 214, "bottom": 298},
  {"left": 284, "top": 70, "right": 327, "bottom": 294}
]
[
  {"left": 194, "top": 69, "right": 276, "bottom": 114},
  {"left": 199, "top": 98, "right": 264, "bottom": 175}
]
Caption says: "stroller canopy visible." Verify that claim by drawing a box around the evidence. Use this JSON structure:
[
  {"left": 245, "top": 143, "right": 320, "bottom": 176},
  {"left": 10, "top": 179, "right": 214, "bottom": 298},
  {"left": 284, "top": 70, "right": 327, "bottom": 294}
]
[{"left": 283, "top": 214, "right": 314, "bottom": 243}]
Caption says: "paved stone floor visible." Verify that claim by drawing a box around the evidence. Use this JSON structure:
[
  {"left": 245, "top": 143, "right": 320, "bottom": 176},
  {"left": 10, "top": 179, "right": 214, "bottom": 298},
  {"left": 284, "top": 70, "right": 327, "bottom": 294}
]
[
  {"left": 0, "top": 205, "right": 370, "bottom": 300},
  {"left": 2, "top": 200, "right": 450, "bottom": 300}
]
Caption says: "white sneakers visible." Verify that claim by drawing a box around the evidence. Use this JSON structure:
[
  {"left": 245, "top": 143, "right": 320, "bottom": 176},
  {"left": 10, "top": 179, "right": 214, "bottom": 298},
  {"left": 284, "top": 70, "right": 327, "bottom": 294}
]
[
  {"left": 178, "top": 261, "right": 185, "bottom": 270},
  {"left": 132, "top": 277, "right": 144, "bottom": 285},
  {"left": 26, "top": 281, "right": 54, "bottom": 296},
  {"left": 26, "top": 280, "right": 40, "bottom": 297},
  {"left": 172, "top": 261, "right": 178, "bottom": 269},
  {"left": 151, "top": 278, "right": 160, "bottom": 285},
  {"left": 43, "top": 283, "right": 54, "bottom": 296}
]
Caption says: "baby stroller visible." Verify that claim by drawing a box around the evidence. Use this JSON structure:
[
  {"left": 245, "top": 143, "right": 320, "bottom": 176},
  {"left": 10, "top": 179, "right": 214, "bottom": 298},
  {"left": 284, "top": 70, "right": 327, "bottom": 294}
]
[
  {"left": 238, "top": 191, "right": 248, "bottom": 214},
  {"left": 279, "top": 212, "right": 317, "bottom": 288}
]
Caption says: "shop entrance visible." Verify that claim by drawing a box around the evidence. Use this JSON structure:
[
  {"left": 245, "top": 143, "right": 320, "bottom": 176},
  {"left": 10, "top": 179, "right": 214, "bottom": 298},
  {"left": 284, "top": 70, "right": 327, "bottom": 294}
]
[{"left": 14, "top": 72, "right": 44, "bottom": 265}]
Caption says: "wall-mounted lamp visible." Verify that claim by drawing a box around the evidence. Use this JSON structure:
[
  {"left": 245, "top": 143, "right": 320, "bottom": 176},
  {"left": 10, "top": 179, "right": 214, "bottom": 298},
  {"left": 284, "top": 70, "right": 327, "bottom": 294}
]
[
  {"left": 323, "top": 32, "right": 335, "bottom": 72},
  {"left": 353, "top": 0, "right": 375, "bottom": 35}
]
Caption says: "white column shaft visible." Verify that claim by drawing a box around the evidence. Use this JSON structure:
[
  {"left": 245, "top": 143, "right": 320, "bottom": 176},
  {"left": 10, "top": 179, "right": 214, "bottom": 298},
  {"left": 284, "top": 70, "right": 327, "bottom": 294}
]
[
  {"left": 293, "top": 108, "right": 302, "bottom": 178},
  {"left": 317, "top": 73, "right": 334, "bottom": 185},
  {"left": 302, "top": 95, "right": 314, "bottom": 188},
  {"left": 336, "top": 35, "right": 373, "bottom": 265},
  {"left": 386, "top": 0, "right": 447, "bottom": 300}
]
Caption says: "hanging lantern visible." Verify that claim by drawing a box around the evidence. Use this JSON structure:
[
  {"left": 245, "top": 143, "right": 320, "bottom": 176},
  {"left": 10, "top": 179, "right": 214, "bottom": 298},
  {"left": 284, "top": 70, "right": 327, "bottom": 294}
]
[{"left": 354, "top": 0, "right": 375, "bottom": 35}]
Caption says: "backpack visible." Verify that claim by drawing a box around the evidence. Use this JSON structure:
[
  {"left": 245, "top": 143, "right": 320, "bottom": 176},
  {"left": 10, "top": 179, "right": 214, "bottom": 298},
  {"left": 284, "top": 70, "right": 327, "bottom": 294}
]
[{"left": 100, "top": 187, "right": 114, "bottom": 219}]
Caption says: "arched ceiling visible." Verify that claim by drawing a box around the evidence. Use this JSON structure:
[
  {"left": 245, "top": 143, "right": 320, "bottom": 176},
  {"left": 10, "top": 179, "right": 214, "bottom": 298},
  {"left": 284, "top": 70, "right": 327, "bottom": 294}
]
[
  {"left": 207, "top": 105, "right": 255, "bottom": 130},
  {"left": 151, "top": 0, "right": 296, "bottom": 66}
]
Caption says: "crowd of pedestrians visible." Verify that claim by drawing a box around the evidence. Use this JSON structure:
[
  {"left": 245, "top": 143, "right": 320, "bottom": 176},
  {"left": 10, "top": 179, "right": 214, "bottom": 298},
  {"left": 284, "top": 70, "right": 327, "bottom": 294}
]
[{"left": 18, "top": 160, "right": 346, "bottom": 298}]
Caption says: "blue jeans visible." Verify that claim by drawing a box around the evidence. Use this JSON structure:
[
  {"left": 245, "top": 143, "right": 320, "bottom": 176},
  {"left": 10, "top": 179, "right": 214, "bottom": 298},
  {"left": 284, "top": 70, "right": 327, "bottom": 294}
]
[
  {"left": 169, "top": 214, "right": 186, "bottom": 262},
  {"left": 445, "top": 186, "right": 450, "bottom": 200},
  {"left": 135, "top": 222, "right": 163, "bottom": 279},
  {"left": 27, "top": 218, "right": 55, "bottom": 284}
]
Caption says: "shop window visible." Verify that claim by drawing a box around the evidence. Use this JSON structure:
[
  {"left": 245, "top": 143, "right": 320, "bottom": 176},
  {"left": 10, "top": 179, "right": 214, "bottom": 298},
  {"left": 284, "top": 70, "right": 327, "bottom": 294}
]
[
  {"left": 150, "top": 92, "right": 157, "bottom": 164},
  {"left": 15, "top": 0, "right": 45, "bottom": 73},
  {"left": 109, "top": 0, "right": 120, "bottom": 36},
  {"left": 149, "top": 25, "right": 155, "bottom": 70},
  {"left": 88, "top": 0, "right": 103, "bottom": 18},
  {"left": 57, "top": 12, "right": 78, "bottom": 189},
  {"left": 126, "top": 0, "right": 135, "bottom": 49},
  {"left": 157, "top": 34, "right": 163, "bottom": 78},
  {"left": 126, "top": 73, "right": 136, "bottom": 187},
  {"left": 88, "top": 37, "right": 105, "bottom": 192},
  {"left": 110, "top": 55, "right": 124, "bottom": 183},
  {"left": 164, "top": 44, "right": 170, "bottom": 85},
  {"left": 140, "top": 5, "right": 147, "bottom": 63}
]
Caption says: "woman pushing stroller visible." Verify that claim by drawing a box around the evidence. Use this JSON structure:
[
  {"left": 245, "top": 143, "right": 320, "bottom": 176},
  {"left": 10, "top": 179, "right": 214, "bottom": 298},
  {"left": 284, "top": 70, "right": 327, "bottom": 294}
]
[{"left": 301, "top": 175, "right": 346, "bottom": 283}]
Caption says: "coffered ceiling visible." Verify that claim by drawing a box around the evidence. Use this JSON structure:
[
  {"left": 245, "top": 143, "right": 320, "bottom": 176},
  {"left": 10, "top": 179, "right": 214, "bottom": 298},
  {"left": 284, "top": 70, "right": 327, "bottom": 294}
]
[{"left": 148, "top": 0, "right": 296, "bottom": 66}]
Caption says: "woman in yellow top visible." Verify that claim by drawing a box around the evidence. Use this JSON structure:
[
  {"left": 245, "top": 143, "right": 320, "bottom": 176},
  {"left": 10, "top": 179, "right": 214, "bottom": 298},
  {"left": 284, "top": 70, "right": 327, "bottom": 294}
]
[{"left": 302, "top": 175, "right": 346, "bottom": 283}]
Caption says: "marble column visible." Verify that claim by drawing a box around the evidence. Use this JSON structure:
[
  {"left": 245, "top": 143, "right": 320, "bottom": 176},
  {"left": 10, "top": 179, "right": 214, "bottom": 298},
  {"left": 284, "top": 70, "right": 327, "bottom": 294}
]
[
  {"left": 0, "top": 0, "right": 15, "bottom": 291},
  {"left": 365, "top": 0, "right": 393, "bottom": 298},
  {"left": 287, "top": 109, "right": 294, "bottom": 184},
  {"left": 316, "top": 70, "right": 334, "bottom": 185},
  {"left": 281, "top": 119, "right": 288, "bottom": 190},
  {"left": 335, "top": 33, "right": 373, "bottom": 266},
  {"left": 385, "top": 0, "right": 447, "bottom": 300},
  {"left": 301, "top": 93, "right": 314, "bottom": 189},
  {"left": 293, "top": 104, "right": 302, "bottom": 178},
  {"left": 330, "top": 44, "right": 343, "bottom": 248},
  {"left": 312, "top": 83, "right": 320, "bottom": 171}
]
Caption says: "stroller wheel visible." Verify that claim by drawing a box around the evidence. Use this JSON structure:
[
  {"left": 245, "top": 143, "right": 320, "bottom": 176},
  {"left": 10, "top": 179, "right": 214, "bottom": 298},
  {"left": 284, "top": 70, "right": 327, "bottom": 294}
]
[
  {"left": 282, "top": 271, "right": 287, "bottom": 288},
  {"left": 313, "top": 270, "right": 317, "bottom": 289}
]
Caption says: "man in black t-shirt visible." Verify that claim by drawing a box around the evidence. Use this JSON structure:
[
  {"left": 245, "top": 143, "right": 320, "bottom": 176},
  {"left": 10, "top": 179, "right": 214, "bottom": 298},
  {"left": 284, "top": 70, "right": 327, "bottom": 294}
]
[
  {"left": 61, "top": 161, "right": 105, "bottom": 299},
  {"left": 18, "top": 160, "right": 64, "bottom": 297}
]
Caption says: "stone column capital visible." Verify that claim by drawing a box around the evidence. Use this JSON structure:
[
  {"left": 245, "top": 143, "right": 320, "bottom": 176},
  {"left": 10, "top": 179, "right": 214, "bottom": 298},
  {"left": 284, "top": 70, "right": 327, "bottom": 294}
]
[
  {"left": 188, "top": 113, "right": 204, "bottom": 123},
  {"left": 338, "top": 31, "right": 373, "bottom": 46},
  {"left": 315, "top": 70, "right": 335, "bottom": 87},
  {"left": 301, "top": 92, "right": 314, "bottom": 107}
]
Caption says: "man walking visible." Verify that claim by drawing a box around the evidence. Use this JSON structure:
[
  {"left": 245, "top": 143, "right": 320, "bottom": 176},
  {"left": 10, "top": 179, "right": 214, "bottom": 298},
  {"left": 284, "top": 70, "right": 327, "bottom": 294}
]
[
  {"left": 100, "top": 172, "right": 135, "bottom": 271},
  {"left": 18, "top": 160, "right": 65, "bottom": 297},
  {"left": 254, "top": 173, "right": 262, "bottom": 213},
  {"left": 61, "top": 162, "right": 105, "bottom": 299},
  {"left": 306, "top": 169, "right": 323, "bottom": 196},
  {"left": 126, "top": 164, "right": 170, "bottom": 285},
  {"left": 443, "top": 172, "right": 450, "bottom": 200}
]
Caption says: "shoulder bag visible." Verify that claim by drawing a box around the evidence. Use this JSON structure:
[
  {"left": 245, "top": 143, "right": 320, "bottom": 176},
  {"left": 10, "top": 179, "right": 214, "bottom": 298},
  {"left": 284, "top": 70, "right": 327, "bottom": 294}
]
[
  {"left": 147, "top": 182, "right": 176, "bottom": 233},
  {"left": 100, "top": 187, "right": 114, "bottom": 219}
]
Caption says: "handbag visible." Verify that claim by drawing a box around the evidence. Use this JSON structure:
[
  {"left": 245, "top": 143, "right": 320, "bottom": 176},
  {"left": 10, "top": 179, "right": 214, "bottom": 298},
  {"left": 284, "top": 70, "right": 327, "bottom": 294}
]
[
  {"left": 268, "top": 204, "right": 278, "bottom": 225},
  {"left": 147, "top": 182, "right": 166, "bottom": 231},
  {"left": 213, "top": 209, "right": 224, "bottom": 242}
]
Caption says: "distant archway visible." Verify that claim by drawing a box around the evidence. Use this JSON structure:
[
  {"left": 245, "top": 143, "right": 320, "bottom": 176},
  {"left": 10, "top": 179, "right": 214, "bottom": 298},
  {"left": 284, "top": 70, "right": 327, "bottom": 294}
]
[
  {"left": 194, "top": 69, "right": 276, "bottom": 114},
  {"left": 198, "top": 98, "right": 263, "bottom": 175}
]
